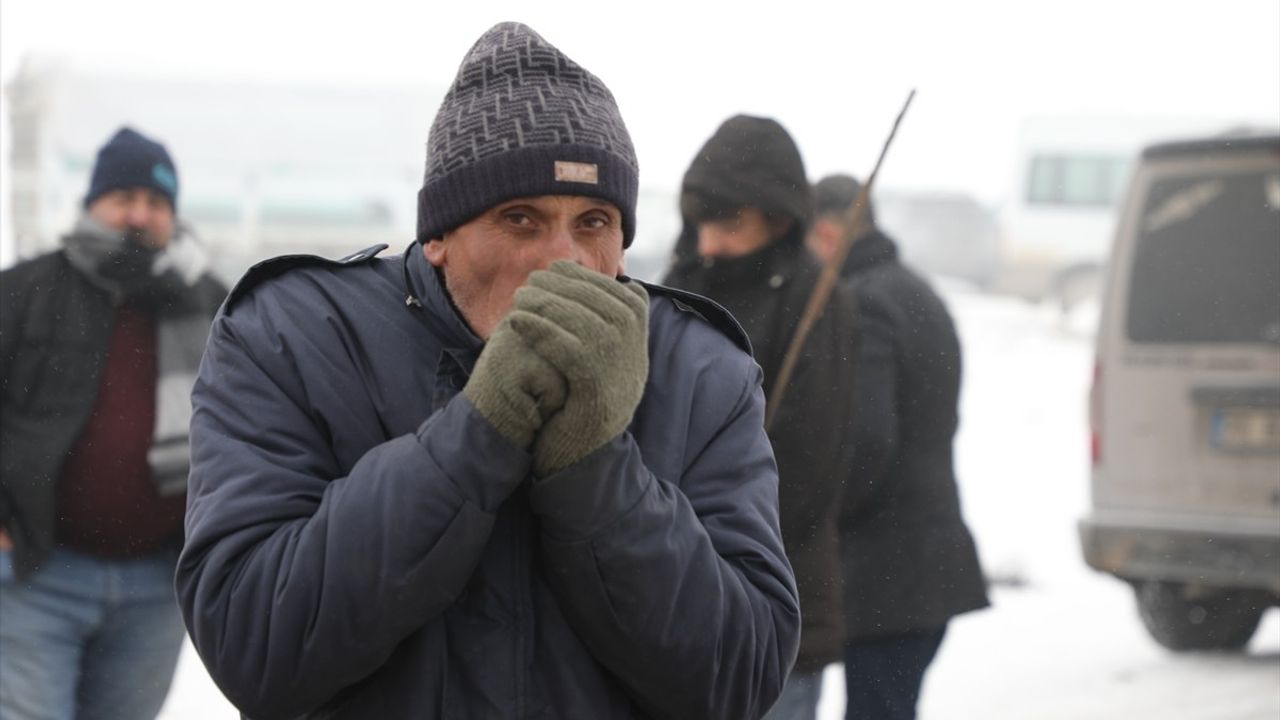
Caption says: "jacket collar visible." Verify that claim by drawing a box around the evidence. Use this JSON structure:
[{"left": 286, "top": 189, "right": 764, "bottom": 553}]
[{"left": 403, "top": 242, "right": 484, "bottom": 359}]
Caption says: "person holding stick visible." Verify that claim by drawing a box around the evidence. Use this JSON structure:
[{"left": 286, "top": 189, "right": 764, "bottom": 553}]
[{"left": 663, "top": 115, "right": 860, "bottom": 720}]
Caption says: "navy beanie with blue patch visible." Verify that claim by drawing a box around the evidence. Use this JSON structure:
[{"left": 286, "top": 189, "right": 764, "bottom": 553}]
[
  {"left": 417, "top": 22, "right": 639, "bottom": 247},
  {"left": 83, "top": 127, "right": 179, "bottom": 210}
]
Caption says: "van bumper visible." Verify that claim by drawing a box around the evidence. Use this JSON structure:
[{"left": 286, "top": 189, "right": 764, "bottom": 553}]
[{"left": 1079, "top": 516, "right": 1280, "bottom": 594}]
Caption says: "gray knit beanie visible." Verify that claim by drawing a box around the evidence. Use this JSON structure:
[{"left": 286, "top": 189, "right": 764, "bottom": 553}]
[{"left": 417, "top": 22, "right": 640, "bottom": 246}]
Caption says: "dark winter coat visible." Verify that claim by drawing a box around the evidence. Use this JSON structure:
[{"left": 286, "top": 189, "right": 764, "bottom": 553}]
[
  {"left": 838, "top": 229, "right": 989, "bottom": 639},
  {"left": 177, "top": 243, "right": 801, "bottom": 719},
  {"left": 663, "top": 228, "right": 859, "bottom": 674},
  {"left": 0, "top": 250, "right": 225, "bottom": 578}
]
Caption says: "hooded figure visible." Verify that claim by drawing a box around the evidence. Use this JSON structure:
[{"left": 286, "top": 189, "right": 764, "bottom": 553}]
[{"left": 664, "top": 115, "right": 860, "bottom": 720}]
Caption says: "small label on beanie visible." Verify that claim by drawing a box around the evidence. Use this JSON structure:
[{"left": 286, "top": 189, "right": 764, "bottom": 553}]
[{"left": 554, "top": 161, "right": 599, "bottom": 185}]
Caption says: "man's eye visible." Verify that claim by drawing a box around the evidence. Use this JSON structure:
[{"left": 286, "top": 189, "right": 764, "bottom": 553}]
[
  {"left": 504, "top": 212, "right": 532, "bottom": 226},
  {"left": 582, "top": 214, "right": 611, "bottom": 229}
]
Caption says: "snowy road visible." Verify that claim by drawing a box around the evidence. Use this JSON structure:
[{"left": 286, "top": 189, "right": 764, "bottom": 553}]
[{"left": 158, "top": 285, "right": 1280, "bottom": 720}]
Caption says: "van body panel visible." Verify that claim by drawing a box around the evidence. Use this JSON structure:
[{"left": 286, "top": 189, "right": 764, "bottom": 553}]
[{"left": 1080, "top": 518, "right": 1280, "bottom": 592}]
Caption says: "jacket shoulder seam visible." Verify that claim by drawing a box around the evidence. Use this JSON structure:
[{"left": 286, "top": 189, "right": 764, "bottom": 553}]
[{"left": 225, "top": 244, "right": 389, "bottom": 311}]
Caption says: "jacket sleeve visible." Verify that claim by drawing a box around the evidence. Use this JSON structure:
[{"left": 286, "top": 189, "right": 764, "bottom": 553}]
[
  {"left": 177, "top": 291, "right": 527, "bottom": 718},
  {"left": 0, "top": 265, "right": 24, "bottom": 529},
  {"left": 841, "top": 289, "right": 900, "bottom": 519},
  {"left": 0, "top": 268, "right": 20, "bottom": 386},
  {"left": 527, "top": 343, "right": 800, "bottom": 720}
]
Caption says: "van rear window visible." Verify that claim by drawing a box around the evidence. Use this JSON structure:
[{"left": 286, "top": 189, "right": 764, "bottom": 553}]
[{"left": 1126, "top": 168, "right": 1280, "bottom": 344}]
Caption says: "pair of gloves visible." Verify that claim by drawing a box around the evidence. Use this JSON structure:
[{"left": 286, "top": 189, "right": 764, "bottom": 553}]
[{"left": 463, "top": 260, "right": 650, "bottom": 478}]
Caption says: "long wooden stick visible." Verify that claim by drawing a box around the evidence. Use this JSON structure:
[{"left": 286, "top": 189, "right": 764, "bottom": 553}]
[{"left": 764, "top": 89, "right": 916, "bottom": 431}]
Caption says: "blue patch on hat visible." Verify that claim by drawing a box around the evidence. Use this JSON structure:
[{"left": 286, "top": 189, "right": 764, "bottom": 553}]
[
  {"left": 153, "top": 164, "right": 178, "bottom": 195},
  {"left": 84, "top": 127, "right": 180, "bottom": 209}
]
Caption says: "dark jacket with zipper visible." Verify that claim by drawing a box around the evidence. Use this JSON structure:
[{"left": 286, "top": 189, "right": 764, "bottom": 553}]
[
  {"left": 0, "top": 250, "right": 225, "bottom": 579},
  {"left": 837, "top": 229, "right": 989, "bottom": 639},
  {"left": 664, "top": 228, "right": 859, "bottom": 674},
  {"left": 176, "top": 243, "right": 801, "bottom": 719}
]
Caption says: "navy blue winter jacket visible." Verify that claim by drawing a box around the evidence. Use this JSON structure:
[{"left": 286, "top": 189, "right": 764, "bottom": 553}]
[{"left": 177, "top": 244, "right": 800, "bottom": 719}]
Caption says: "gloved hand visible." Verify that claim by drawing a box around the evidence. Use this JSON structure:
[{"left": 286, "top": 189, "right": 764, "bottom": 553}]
[
  {"left": 508, "top": 260, "right": 650, "bottom": 477},
  {"left": 462, "top": 315, "right": 568, "bottom": 450}
]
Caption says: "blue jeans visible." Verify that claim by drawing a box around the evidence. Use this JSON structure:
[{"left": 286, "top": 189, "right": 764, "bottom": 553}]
[
  {"left": 0, "top": 547, "right": 186, "bottom": 720},
  {"left": 761, "top": 669, "right": 823, "bottom": 720}
]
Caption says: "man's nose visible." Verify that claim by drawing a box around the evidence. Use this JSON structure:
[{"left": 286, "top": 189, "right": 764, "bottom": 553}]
[
  {"left": 697, "top": 227, "right": 725, "bottom": 258},
  {"left": 537, "top": 224, "right": 582, "bottom": 267},
  {"left": 124, "top": 197, "right": 154, "bottom": 226}
]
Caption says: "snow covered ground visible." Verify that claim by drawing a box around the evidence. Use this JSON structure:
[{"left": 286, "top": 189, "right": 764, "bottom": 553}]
[{"left": 158, "top": 283, "right": 1280, "bottom": 719}]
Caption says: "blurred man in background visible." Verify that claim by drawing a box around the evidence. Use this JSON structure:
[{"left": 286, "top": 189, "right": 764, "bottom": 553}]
[
  {"left": 809, "top": 174, "right": 988, "bottom": 720},
  {"left": 664, "top": 115, "right": 859, "bottom": 720},
  {"left": 0, "top": 126, "right": 227, "bottom": 720}
]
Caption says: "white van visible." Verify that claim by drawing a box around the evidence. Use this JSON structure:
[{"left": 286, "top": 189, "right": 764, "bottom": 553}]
[
  {"left": 994, "top": 116, "right": 1240, "bottom": 310},
  {"left": 1080, "top": 133, "right": 1280, "bottom": 651}
]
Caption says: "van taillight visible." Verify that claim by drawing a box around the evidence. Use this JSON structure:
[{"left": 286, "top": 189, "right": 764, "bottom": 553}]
[{"left": 1090, "top": 359, "right": 1102, "bottom": 466}]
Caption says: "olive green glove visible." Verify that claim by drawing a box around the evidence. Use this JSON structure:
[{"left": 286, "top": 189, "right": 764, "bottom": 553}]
[
  {"left": 508, "top": 260, "right": 650, "bottom": 477},
  {"left": 462, "top": 315, "right": 568, "bottom": 450}
]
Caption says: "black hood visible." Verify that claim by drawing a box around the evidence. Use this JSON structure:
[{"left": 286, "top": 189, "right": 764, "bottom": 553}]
[{"left": 680, "top": 115, "right": 811, "bottom": 228}]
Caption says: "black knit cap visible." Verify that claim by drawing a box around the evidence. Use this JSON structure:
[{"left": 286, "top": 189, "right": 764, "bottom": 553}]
[
  {"left": 417, "top": 22, "right": 640, "bottom": 247},
  {"left": 83, "top": 127, "right": 179, "bottom": 210},
  {"left": 681, "top": 115, "right": 811, "bottom": 228}
]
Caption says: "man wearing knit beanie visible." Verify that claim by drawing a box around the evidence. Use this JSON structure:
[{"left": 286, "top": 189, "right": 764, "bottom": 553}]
[
  {"left": 178, "top": 22, "right": 799, "bottom": 719},
  {"left": 664, "top": 115, "right": 862, "bottom": 720},
  {"left": 0, "top": 126, "right": 226, "bottom": 719}
]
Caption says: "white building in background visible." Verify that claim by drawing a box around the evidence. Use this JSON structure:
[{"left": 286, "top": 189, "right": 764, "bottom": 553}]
[{"left": 4, "top": 56, "right": 440, "bottom": 282}]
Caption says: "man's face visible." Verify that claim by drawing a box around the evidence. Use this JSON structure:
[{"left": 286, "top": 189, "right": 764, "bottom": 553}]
[
  {"left": 696, "top": 207, "right": 779, "bottom": 259},
  {"left": 805, "top": 216, "right": 843, "bottom": 265},
  {"left": 87, "top": 188, "right": 175, "bottom": 250},
  {"left": 423, "top": 194, "right": 626, "bottom": 339}
]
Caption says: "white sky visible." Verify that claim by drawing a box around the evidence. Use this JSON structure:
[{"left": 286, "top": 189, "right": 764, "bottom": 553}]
[{"left": 1, "top": 0, "right": 1278, "bottom": 264}]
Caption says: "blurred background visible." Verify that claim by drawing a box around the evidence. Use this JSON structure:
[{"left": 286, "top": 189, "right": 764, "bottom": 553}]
[{"left": 2, "top": 1, "right": 1277, "bottom": 718}]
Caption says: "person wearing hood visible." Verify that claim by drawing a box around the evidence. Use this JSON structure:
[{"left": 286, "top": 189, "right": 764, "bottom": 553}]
[
  {"left": 175, "top": 23, "right": 799, "bottom": 719},
  {"left": 0, "top": 127, "right": 227, "bottom": 719},
  {"left": 664, "top": 116, "right": 860, "bottom": 720},
  {"left": 808, "top": 174, "right": 989, "bottom": 720}
]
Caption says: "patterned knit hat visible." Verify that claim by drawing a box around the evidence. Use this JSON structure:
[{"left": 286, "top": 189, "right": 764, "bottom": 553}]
[
  {"left": 83, "top": 127, "right": 179, "bottom": 210},
  {"left": 417, "top": 22, "right": 640, "bottom": 246}
]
